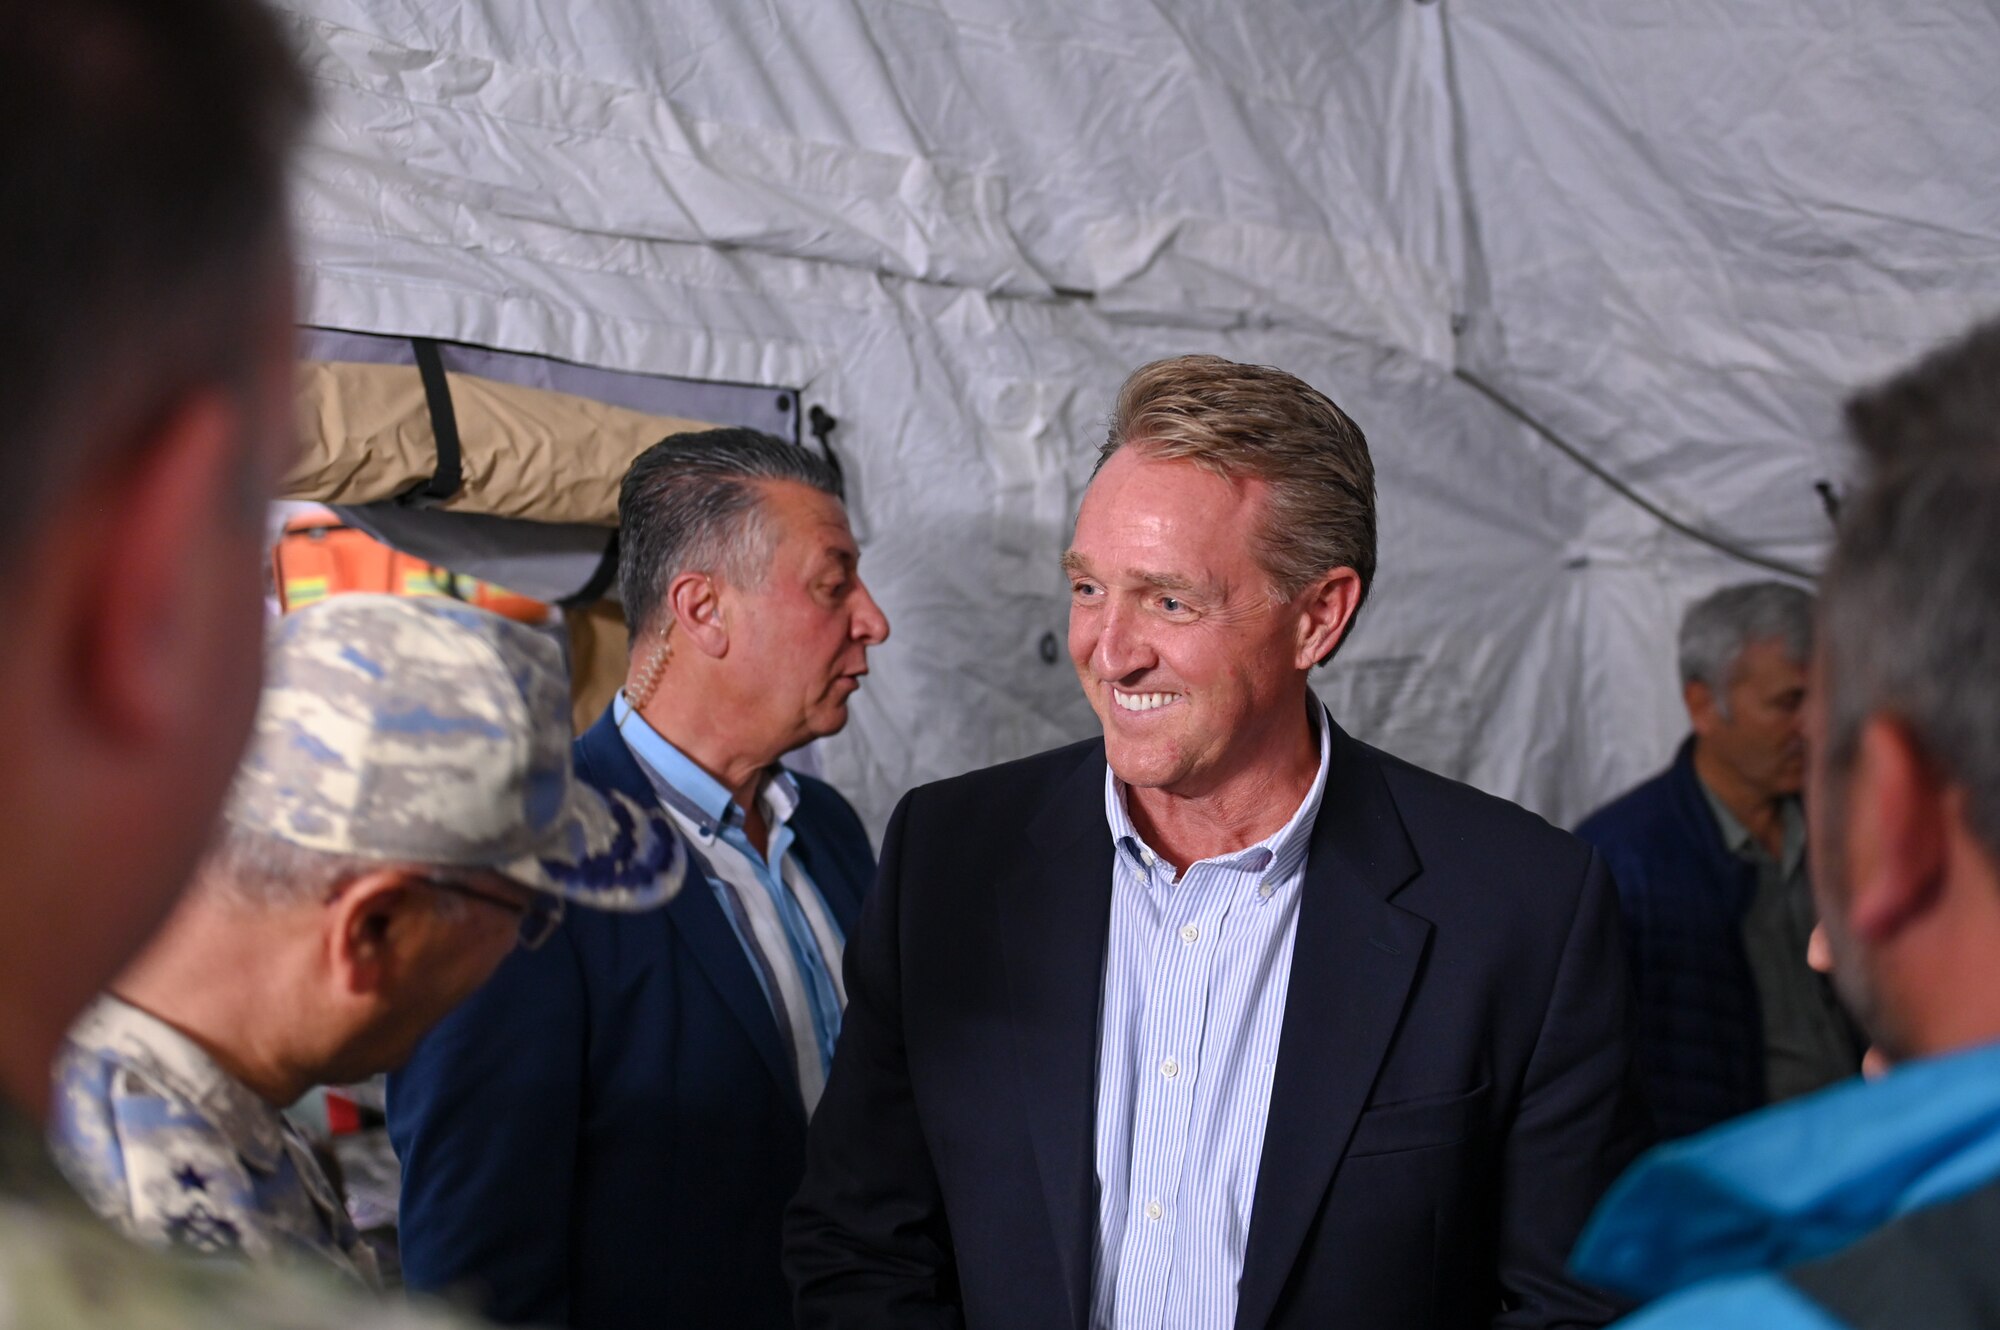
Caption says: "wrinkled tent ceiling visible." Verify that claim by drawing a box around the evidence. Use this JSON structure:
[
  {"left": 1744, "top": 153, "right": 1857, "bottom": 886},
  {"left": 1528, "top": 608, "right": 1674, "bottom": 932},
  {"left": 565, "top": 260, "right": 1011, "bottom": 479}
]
[{"left": 278, "top": 0, "right": 2000, "bottom": 835}]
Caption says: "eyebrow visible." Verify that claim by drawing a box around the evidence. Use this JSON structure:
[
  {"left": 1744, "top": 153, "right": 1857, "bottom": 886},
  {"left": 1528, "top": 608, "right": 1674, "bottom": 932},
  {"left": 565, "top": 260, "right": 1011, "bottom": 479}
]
[{"left": 1061, "top": 550, "right": 1209, "bottom": 597}]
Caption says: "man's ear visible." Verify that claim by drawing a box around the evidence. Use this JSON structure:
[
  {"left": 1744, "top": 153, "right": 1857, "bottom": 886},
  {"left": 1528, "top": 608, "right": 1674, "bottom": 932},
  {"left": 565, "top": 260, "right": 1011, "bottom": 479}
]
[
  {"left": 1294, "top": 567, "right": 1363, "bottom": 669},
  {"left": 667, "top": 570, "right": 730, "bottom": 659},
  {"left": 1684, "top": 680, "right": 1721, "bottom": 736},
  {"left": 76, "top": 388, "right": 249, "bottom": 743},
  {"left": 327, "top": 870, "right": 425, "bottom": 998},
  {"left": 1842, "top": 715, "right": 1949, "bottom": 944}
]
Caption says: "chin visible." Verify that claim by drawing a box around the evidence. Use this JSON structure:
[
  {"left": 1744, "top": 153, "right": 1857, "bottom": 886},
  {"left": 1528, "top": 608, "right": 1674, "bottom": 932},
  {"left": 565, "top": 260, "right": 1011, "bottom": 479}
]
[{"left": 1102, "top": 741, "right": 1187, "bottom": 792}]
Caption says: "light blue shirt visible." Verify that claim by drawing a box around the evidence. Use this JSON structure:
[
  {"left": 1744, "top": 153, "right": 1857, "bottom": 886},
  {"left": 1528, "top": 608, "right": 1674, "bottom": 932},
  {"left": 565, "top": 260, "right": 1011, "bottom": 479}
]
[
  {"left": 1090, "top": 701, "right": 1331, "bottom": 1330},
  {"left": 613, "top": 694, "right": 846, "bottom": 1110}
]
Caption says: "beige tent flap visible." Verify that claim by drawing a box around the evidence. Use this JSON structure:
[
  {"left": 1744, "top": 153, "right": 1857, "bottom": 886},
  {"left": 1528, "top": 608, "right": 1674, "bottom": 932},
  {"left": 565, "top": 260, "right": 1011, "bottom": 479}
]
[
  {"left": 287, "top": 359, "right": 716, "bottom": 526},
  {"left": 564, "top": 598, "right": 630, "bottom": 735}
]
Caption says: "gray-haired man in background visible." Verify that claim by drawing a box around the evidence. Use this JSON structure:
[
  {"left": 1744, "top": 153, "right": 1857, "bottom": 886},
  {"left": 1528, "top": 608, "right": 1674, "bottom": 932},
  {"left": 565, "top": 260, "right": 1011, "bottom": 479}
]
[
  {"left": 1578, "top": 583, "right": 1862, "bottom": 1140},
  {"left": 49, "top": 595, "right": 682, "bottom": 1286}
]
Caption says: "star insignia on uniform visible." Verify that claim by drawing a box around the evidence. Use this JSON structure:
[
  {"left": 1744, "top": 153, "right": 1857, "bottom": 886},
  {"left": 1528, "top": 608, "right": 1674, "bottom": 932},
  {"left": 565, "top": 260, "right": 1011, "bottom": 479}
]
[
  {"left": 164, "top": 1200, "right": 241, "bottom": 1254},
  {"left": 172, "top": 1162, "right": 208, "bottom": 1192}
]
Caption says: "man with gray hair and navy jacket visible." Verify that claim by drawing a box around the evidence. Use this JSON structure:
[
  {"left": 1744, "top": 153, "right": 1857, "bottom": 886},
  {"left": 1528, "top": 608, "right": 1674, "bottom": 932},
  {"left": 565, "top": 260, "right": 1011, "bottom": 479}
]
[{"left": 1578, "top": 582, "right": 1862, "bottom": 1140}]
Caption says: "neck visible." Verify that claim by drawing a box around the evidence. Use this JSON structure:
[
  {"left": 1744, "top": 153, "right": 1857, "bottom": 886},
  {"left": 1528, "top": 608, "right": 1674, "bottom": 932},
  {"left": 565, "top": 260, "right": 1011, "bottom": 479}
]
[
  {"left": 1124, "top": 696, "right": 1320, "bottom": 869},
  {"left": 630, "top": 672, "right": 778, "bottom": 818},
  {"left": 112, "top": 899, "right": 316, "bottom": 1108},
  {"left": 1692, "top": 741, "right": 1787, "bottom": 856}
]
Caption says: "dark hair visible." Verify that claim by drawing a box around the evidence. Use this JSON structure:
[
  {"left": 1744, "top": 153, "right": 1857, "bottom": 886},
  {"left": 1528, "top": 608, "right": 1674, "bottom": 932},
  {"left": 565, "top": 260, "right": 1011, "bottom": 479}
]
[
  {"left": 1099, "top": 355, "right": 1376, "bottom": 615},
  {"left": 0, "top": 0, "right": 309, "bottom": 565},
  {"left": 617, "top": 428, "right": 844, "bottom": 639},
  {"left": 1822, "top": 318, "right": 2000, "bottom": 858}
]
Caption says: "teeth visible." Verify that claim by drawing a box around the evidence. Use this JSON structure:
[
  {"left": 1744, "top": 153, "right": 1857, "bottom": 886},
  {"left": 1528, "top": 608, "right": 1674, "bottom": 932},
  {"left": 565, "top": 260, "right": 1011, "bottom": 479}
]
[{"left": 1113, "top": 690, "right": 1179, "bottom": 713}]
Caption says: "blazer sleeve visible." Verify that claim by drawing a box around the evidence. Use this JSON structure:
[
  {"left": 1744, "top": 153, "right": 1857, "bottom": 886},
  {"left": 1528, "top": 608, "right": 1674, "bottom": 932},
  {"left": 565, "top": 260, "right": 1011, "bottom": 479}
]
[
  {"left": 1495, "top": 848, "right": 1652, "bottom": 1329},
  {"left": 784, "top": 791, "right": 965, "bottom": 1330},
  {"left": 387, "top": 926, "right": 588, "bottom": 1325}
]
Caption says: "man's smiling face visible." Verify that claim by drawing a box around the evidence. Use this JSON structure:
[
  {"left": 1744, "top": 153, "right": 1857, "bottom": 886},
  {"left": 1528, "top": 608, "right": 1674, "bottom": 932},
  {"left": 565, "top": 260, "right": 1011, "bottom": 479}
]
[{"left": 1064, "top": 445, "right": 1308, "bottom": 798}]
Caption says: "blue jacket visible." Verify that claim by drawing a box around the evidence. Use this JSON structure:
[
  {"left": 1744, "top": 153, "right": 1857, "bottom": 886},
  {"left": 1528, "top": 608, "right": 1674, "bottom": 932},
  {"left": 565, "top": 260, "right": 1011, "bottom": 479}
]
[
  {"left": 1576, "top": 739, "right": 1763, "bottom": 1138},
  {"left": 1572, "top": 1041, "right": 2000, "bottom": 1329},
  {"left": 387, "top": 707, "right": 875, "bottom": 1329}
]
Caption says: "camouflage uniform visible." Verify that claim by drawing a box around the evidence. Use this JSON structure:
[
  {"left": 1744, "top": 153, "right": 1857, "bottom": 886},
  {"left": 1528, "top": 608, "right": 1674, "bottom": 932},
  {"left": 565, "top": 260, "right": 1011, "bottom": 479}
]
[
  {"left": 2, "top": 1095, "right": 482, "bottom": 1327},
  {"left": 224, "top": 594, "right": 682, "bottom": 907},
  {"left": 50, "top": 995, "right": 380, "bottom": 1285}
]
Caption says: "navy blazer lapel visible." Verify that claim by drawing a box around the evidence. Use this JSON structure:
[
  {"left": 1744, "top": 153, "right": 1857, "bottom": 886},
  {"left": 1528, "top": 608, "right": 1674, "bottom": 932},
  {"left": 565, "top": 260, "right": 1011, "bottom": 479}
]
[
  {"left": 574, "top": 710, "right": 798, "bottom": 1102},
  {"left": 784, "top": 797, "right": 864, "bottom": 930},
  {"left": 996, "top": 742, "right": 1115, "bottom": 1330},
  {"left": 1233, "top": 726, "right": 1431, "bottom": 1330}
]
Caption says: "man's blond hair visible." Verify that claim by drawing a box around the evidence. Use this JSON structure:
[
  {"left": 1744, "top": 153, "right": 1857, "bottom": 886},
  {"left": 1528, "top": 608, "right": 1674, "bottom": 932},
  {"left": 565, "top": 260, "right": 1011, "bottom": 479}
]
[{"left": 1098, "top": 354, "right": 1376, "bottom": 617}]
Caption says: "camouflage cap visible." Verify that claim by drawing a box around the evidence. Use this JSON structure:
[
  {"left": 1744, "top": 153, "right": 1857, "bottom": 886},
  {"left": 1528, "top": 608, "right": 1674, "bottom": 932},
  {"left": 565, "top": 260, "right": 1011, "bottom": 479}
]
[{"left": 226, "top": 595, "right": 682, "bottom": 909}]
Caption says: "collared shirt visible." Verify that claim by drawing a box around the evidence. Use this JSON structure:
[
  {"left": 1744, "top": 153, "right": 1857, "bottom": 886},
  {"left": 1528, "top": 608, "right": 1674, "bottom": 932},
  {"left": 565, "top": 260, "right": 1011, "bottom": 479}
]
[
  {"left": 614, "top": 693, "right": 847, "bottom": 1112},
  {"left": 1090, "top": 701, "right": 1332, "bottom": 1330},
  {"left": 47, "top": 996, "right": 378, "bottom": 1286},
  {"left": 1700, "top": 785, "right": 1861, "bottom": 1102}
]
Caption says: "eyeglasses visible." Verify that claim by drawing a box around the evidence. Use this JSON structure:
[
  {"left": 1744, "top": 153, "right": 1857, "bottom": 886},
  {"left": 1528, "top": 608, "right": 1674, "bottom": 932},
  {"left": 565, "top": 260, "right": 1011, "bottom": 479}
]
[{"left": 421, "top": 877, "right": 566, "bottom": 951}]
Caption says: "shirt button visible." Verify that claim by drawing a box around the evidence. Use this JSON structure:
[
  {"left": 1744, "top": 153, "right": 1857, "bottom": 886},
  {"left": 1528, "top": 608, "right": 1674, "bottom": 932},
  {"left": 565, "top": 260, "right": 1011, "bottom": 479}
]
[
  {"left": 1180, "top": 923, "right": 1199, "bottom": 944},
  {"left": 1144, "top": 1199, "right": 1164, "bottom": 1222},
  {"left": 1257, "top": 881, "right": 1275, "bottom": 901},
  {"left": 1160, "top": 1056, "right": 1180, "bottom": 1079},
  {"left": 1140, "top": 848, "right": 1156, "bottom": 867}
]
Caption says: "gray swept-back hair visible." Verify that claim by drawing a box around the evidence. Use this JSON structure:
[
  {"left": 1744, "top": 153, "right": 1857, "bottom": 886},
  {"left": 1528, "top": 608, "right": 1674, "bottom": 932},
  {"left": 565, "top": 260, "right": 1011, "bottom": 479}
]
[
  {"left": 1821, "top": 319, "right": 2000, "bottom": 860},
  {"left": 617, "top": 428, "right": 843, "bottom": 640},
  {"left": 1677, "top": 581, "right": 1814, "bottom": 715}
]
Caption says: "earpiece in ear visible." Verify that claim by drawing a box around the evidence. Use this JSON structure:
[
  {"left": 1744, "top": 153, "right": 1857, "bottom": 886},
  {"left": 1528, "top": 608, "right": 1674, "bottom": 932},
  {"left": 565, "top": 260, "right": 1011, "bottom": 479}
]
[{"left": 627, "top": 632, "right": 675, "bottom": 710}]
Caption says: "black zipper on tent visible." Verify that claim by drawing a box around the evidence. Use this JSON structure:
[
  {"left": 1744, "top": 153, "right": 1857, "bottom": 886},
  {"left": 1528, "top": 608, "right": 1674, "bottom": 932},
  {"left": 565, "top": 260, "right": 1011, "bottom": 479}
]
[{"left": 401, "top": 337, "right": 465, "bottom": 507}]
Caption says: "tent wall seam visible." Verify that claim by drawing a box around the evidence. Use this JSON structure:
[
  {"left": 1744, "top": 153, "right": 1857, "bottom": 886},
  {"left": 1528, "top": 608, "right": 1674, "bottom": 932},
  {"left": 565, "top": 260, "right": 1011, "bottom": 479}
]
[
  {"left": 1431, "top": 0, "right": 1812, "bottom": 586},
  {"left": 1452, "top": 367, "right": 1813, "bottom": 582}
]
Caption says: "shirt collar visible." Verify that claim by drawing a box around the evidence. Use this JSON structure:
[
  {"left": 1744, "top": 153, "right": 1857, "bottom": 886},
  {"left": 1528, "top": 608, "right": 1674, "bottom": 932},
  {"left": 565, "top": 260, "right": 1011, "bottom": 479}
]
[
  {"left": 613, "top": 692, "right": 798, "bottom": 837},
  {"left": 1102, "top": 695, "right": 1333, "bottom": 884},
  {"left": 67, "top": 996, "right": 289, "bottom": 1173},
  {"left": 1699, "top": 777, "right": 1806, "bottom": 876}
]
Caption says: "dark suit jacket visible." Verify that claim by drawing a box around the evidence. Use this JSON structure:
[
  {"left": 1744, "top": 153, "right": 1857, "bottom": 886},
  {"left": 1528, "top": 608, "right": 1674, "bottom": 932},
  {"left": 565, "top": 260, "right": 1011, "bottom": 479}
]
[
  {"left": 785, "top": 727, "right": 1649, "bottom": 1330},
  {"left": 388, "top": 707, "right": 874, "bottom": 1329}
]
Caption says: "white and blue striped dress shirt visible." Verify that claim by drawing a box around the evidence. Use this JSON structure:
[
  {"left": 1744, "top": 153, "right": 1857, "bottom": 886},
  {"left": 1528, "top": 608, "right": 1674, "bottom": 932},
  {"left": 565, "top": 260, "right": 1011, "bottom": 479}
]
[
  {"left": 1090, "top": 702, "right": 1331, "bottom": 1330},
  {"left": 613, "top": 693, "right": 848, "bottom": 1112}
]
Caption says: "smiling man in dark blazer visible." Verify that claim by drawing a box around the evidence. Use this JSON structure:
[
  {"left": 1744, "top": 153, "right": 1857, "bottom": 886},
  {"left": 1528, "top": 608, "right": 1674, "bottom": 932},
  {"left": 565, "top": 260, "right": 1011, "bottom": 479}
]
[{"left": 785, "top": 355, "right": 1648, "bottom": 1330}]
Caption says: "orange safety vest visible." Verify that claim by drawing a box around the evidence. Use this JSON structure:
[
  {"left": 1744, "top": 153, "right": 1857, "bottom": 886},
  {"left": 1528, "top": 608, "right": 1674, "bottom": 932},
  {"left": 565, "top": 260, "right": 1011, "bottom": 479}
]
[{"left": 272, "top": 514, "right": 550, "bottom": 623}]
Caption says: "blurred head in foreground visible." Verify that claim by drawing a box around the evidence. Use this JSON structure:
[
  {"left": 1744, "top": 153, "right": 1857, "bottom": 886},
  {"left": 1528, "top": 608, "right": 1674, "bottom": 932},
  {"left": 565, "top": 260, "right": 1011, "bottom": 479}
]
[
  {"left": 1809, "top": 319, "right": 2000, "bottom": 1065},
  {"left": 0, "top": 0, "right": 311, "bottom": 1120}
]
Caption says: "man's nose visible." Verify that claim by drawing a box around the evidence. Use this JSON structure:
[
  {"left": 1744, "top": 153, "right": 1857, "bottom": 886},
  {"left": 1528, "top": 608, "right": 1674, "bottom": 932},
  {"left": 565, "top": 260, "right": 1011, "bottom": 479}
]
[
  {"left": 850, "top": 579, "right": 890, "bottom": 645},
  {"left": 1091, "top": 600, "right": 1153, "bottom": 680}
]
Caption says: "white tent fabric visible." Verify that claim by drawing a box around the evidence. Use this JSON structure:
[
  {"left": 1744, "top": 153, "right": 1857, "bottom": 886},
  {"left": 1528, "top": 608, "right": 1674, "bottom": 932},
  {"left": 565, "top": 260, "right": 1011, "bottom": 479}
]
[{"left": 279, "top": 0, "right": 2000, "bottom": 835}]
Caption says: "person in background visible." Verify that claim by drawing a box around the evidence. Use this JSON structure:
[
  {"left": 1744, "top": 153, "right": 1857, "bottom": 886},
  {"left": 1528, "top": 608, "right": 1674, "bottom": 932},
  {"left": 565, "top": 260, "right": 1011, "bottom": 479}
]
[
  {"left": 1577, "top": 582, "right": 1861, "bottom": 1139},
  {"left": 48, "top": 595, "right": 681, "bottom": 1287},
  {"left": 390, "top": 428, "right": 890, "bottom": 1329},
  {"left": 786, "top": 354, "right": 1647, "bottom": 1330},
  {"left": 1573, "top": 317, "right": 2000, "bottom": 1327}
]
